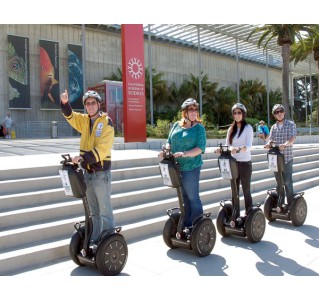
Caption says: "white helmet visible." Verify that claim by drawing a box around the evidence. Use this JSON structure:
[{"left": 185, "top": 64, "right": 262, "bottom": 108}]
[
  {"left": 82, "top": 90, "right": 101, "bottom": 105},
  {"left": 272, "top": 104, "right": 285, "bottom": 115},
  {"left": 231, "top": 103, "right": 247, "bottom": 113},
  {"left": 181, "top": 98, "right": 198, "bottom": 110}
]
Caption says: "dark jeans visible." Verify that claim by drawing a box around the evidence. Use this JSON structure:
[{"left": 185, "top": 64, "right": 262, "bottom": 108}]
[
  {"left": 274, "top": 159, "right": 294, "bottom": 205},
  {"left": 235, "top": 161, "right": 253, "bottom": 213},
  {"left": 180, "top": 166, "right": 203, "bottom": 227}
]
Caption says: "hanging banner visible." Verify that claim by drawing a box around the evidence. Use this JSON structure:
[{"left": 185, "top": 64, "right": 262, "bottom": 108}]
[
  {"left": 7, "top": 35, "right": 30, "bottom": 109},
  {"left": 40, "top": 40, "right": 60, "bottom": 110},
  {"left": 121, "top": 24, "right": 146, "bottom": 142},
  {"left": 68, "top": 44, "right": 84, "bottom": 110}
]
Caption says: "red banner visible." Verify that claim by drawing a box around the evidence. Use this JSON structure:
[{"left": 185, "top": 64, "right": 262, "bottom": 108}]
[
  {"left": 40, "top": 40, "right": 60, "bottom": 110},
  {"left": 121, "top": 24, "right": 146, "bottom": 142}
]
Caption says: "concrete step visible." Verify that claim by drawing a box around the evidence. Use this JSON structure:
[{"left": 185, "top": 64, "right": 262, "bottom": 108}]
[
  {"left": 1, "top": 162, "right": 318, "bottom": 253},
  {"left": 0, "top": 146, "right": 318, "bottom": 275},
  {"left": 1, "top": 176, "right": 318, "bottom": 276}
]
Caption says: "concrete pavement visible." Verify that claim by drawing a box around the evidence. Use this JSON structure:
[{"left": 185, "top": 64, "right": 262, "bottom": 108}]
[{"left": 1, "top": 137, "right": 318, "bottom": 298}]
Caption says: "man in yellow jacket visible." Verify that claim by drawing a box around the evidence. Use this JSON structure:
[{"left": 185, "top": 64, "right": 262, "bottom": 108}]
[{"left": 60, "top": 89, "right": 115, "bottom": 248}]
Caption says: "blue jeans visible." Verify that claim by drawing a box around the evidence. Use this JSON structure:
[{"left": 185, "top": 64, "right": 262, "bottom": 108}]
[
  {"left": 84, "top": 170, "right": 114, "bottom": 243},
  {"left": 274, "top": 159, "right": 294, "bottom": 205},
  {"left": 180, "top": 166, "right": 203, "bottom": 227}
]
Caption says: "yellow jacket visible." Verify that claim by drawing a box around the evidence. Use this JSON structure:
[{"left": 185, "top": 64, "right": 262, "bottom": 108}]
[{"left": 61, "top": 102, "right": 114, "bottom": 172}]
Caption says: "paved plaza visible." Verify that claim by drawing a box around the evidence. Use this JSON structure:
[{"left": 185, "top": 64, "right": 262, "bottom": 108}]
[{"left": 1, "top": 138, "right": 318, "bottom": 298}]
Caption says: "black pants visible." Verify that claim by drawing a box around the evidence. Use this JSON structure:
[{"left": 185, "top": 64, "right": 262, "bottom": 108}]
[{"left": 235, "top": 161, "right": 253, "bottom": 213}]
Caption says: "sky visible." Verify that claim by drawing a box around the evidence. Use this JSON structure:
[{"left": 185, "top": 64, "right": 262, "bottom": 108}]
[{"left": 1, "top": 0, "right": 318, "bottom": 24}]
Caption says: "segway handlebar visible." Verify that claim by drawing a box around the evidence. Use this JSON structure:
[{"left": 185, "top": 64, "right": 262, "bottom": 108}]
[
  {"left": 217, "top": 143, "right": 231, "bottom": 154},
  {"left": 60, "top": 154, "right": 84, "bottom": 171},
  {"left": 267, "top": 140, "right": 280, "bottom": 150},
  {"left": 161, "top": 145, "right": 174, "bottom": 160}
]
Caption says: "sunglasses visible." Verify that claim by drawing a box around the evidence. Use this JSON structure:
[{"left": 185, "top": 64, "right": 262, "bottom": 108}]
[
  {"left": 188, "top": 108, "right": 199, "bottom": 113},
  {"left": 85, "top": 101, "right": 98, "bottom": 106},
  {"left": 233, "top": 111, "right": 242, "bottom": 115},
  {"left": 274, "top": 109, "right": 284, "bottom": 115}
]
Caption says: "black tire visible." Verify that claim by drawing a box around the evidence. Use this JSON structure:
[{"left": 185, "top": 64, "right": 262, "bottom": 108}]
[
  {"left": 191, "top": 218, "right": 216, "bottom": 257},
  {"left": 216, "top": 204, "right": 232, "bottom": 237},
  {"left": 290, "top": 197, "right": 307, "bottom": 227},
  {"left": 245, "top": 208, "right": 266, "bottom": 243},
  {"left": 95, "top": 233, "right": 128, "bottom": 276},
  {"left": 163, "top": 213, "right": 180, "bottom": 249},
  {"left": 264, "top": 194, "right": 277, "bottom": 222},
  {"left": 69, "top": 227, "right": 85, "bottom": 266}
]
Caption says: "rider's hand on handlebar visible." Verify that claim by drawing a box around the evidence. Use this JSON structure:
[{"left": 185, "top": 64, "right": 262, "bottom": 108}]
[
  {"left": 72, "top": 156, "right": 83, "bottom": 165},
  {"left": 279, "top": 144, "right": 286, "bottom": 151},
  {"left": 174, "top": 152, "right": 185, "bottom": 158}
]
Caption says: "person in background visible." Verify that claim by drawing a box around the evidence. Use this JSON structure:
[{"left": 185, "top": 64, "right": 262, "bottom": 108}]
[
  {"left": 264, "top": 104, "right": 297, "bottom": 208},
  {"left": 3, "top": 112, "right": 14, "bottom": 139},
  {"left": 257, "top": 120, "right": 269, "bottom": 143},
  {"left": 215, "top": 103, "right": 254, "bottom": 214},
  {"left": 60, "top": 89, "right": 115, "bottom": 249},
  {"left": 158, "top": 98, "right": 206, "bottom": 229}
]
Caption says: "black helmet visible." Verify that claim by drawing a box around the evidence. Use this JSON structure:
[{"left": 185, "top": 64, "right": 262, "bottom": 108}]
[
  {"left": 272, "top": 104, "right": 285, "bottom": 115},
  {"left": 83, "top": 90, "right": 101, "bottom": 105},
  {"left": 231, "top": 103, "right": 247, "bottom": 113},
  {"left": 181, "top": 98, "right": 198, "bottom": 110}
]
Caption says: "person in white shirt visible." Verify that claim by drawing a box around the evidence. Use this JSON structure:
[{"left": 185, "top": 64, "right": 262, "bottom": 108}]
[
  {"left": 3, "top": 112, "right": 14, "bottom": 139},
  {"left": 216, "top": 103, "right": 254, "bottom": 213}
]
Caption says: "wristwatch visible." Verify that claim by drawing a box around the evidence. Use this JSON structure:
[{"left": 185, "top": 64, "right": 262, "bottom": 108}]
[{"left": 236, "top": 147, "right": 241, "bottom": 153}]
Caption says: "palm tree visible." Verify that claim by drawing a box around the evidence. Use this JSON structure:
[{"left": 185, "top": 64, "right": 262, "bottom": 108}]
[
  {"left": 239, "top": 78, "right": 266, "bottom": 118},
  {"left": 104, "top": 67, "right": 122, "bottom": 81},
  {"left": 144, "top": 67, "right": 168, "bottom": 123},
  {"left": 180, "top": 72, "right": 218, "bottom": 108},
  {"left": 290, "top": 26, "right": 319, "bottom": 124},
  {"left": 247, "top": 24, "right": 317, "bottom": 120},
  {"left": 204, "top": 86, "right": 236, "bottom": 126}
]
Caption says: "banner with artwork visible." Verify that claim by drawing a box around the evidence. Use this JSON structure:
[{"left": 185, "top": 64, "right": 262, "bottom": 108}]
[
  {"left": 7, "top": 35, "right": 30, "bottom": 109},
  {"left": 40, "top": 40, "right": 60, "bottom": 110},
  {"left": 68, "top": 44, "right": 84, "bottom": 110}
]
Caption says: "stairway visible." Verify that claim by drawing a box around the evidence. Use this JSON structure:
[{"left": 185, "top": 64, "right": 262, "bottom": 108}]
[{"left": 0, "top": 146, "right": 319, "bottom": 275}]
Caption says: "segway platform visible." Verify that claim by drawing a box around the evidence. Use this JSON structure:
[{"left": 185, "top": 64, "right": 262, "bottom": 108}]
[{"left": 59, "top": 154, "right": 128, "bottom": 275}]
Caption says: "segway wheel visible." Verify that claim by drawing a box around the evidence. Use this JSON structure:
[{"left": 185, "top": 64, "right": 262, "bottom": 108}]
[
  {"left": 245, "top": 208, "right": 266, "bottom": 243},
  {"left": 216, "top": 204, "right": 232, "bottom": 237},
  {"left": 290, "top": 196, "right": 307, "bottom": 227},
  {"left": 163, "top": 212, "right": 180, "bottom": 249},
  {"left": 95, "top": 233, "right": 128, "bottom": 276},
  {"left": 264, "top": 194, "right": 277, "bottom": 222},
  {"left": 191, "top": 218, "right": 216, "bottom": 257},
  {"left": 69, "top": 227, "right": 85, "bottom": 266}
]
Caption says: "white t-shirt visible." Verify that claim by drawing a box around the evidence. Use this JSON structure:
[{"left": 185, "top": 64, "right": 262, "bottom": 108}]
[
  {"left": 3, "top": 116, "right": 13, "bottom": 128},
  {"left": 225, "top": 124, "right": 253, "bottom": 162}
]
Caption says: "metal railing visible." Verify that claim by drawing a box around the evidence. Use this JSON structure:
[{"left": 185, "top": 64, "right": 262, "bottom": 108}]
[{"left": 14, "top": 121, "right": 80, "bottom": 139}]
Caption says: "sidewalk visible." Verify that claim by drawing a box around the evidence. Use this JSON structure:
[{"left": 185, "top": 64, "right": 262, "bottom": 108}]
[{"left": 1, "top": 138, "right": 318, "bottom": 298}]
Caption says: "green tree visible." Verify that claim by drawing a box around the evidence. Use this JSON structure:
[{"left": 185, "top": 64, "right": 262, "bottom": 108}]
[
  {"left": 247, "top": 24, "right": 317, "bottom": 119},
  {"left": 204, "top": 86, "right": 236, "bottom": 126},
  {"left": 144, "top": 67, "right": 168, "bottom": 123},
  {"left": 104, "top": 67, "right": 122, "bottom": 81},
  {"left": 290, "top": 26, "right": 319, "bottom": 124},
  {"left": 239, "top": 78, "right": 266, "bottom": 117}
]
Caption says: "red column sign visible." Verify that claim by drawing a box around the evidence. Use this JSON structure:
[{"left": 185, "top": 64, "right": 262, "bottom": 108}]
[{"left": 121, "top": 24, "right": 147, "bottom": 142}]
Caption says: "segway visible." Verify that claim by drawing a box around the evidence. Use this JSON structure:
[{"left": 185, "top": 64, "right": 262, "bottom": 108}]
[
  {"left": 216, "top": 144, "right": 265, "bottom": 243},
  {"left": 160, "top": 147, "right": 216, "bottom": 257},
  {"left": 59, "top": 154, "right": 128, "bottom": 276},
  {"left": 263, "top": 141, "right": 307, "bottom": 226}
]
